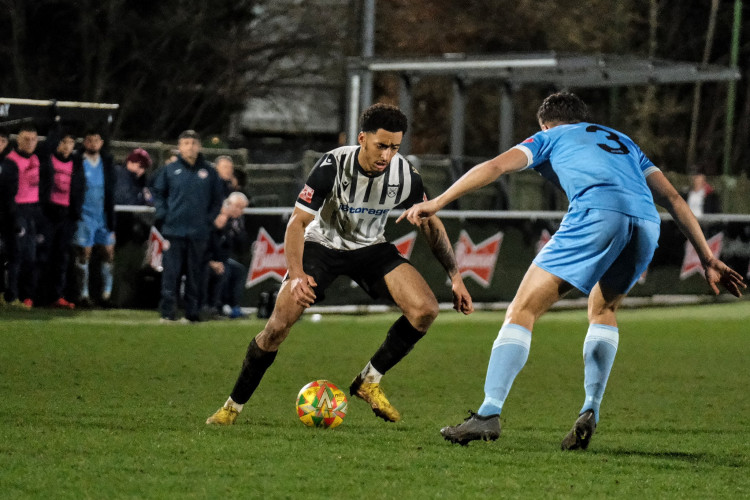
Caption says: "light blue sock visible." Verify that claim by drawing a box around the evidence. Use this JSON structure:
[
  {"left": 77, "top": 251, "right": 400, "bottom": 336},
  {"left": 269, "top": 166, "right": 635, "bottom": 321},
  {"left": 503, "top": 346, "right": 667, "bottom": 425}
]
[
  {"left": 101, "top": 262, "right": 113, "bottom": 298},
  {"left": 477, "top": 324, "right": 532, "bottom": 417},
  {"left": 581, "top": 324, "right": 619, "bottom": 423},
  {"left": 76, "top": 261, "right": 90, "bottom": 298}
]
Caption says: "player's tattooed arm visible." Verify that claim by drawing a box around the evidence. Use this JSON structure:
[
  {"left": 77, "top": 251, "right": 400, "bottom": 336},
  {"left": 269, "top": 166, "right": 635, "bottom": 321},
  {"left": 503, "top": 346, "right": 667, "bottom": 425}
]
[
  {"left": 419, "top": 215, "right": 474, "bottom": 314},
  {"left": 419, "top": 215, "right": 458, "bottom": 277}
]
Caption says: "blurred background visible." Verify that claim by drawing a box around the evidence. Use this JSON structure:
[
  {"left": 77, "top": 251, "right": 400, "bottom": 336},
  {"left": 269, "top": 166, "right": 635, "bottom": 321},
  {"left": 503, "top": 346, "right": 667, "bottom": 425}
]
[
  {"left": 3, "top": 0, "right": 749, "bottom": 310},
  {"left": 1, "top": 0, "right": 749, "bottom": 178}
]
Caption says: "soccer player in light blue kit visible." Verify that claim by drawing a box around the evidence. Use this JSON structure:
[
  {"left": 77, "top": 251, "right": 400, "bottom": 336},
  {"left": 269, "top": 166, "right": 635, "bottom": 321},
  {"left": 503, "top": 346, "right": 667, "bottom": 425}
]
[
  {"left": 74, "top": 131, "right": 116, "bottom": 307},
  {"left": 399, "top": 92, "right": 746, "bottom": 449}
]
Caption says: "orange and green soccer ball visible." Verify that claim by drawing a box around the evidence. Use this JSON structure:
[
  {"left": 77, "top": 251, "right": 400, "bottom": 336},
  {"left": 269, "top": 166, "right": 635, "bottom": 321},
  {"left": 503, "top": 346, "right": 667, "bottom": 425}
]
[{"left": 296, "top": 380, "right": 348, "bottom": 428}]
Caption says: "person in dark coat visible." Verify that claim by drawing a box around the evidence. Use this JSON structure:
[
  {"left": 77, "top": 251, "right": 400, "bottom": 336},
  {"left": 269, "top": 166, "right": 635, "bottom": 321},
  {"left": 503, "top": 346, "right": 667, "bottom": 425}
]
[
  {"left": 151, "top": 130, "right": 224, "bottom": 322},
  {"left": 114, "top": 148, "right": 153, "bottom": 206},
  {"left": 203, "top": 191, "right": 250, "bottom": 319}
]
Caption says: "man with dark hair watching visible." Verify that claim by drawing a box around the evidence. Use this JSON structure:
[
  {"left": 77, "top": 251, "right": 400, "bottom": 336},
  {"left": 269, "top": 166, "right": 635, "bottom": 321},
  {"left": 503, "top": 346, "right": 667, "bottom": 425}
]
[{"left": 73, "top": 129, "right": 116, "bottom": 307}]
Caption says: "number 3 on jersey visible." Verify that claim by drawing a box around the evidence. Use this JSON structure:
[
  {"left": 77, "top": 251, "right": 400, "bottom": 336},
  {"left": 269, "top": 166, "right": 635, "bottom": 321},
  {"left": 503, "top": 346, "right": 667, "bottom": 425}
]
[{"left": 586, "top": 125, "right": 630, "bottom": 155}]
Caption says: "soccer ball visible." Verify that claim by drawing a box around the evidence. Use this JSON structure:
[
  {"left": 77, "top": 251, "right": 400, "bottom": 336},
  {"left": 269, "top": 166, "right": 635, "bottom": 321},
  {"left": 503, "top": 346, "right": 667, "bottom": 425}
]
[{"left": 296, "top": 380, "right": 348, "bottom": 428}]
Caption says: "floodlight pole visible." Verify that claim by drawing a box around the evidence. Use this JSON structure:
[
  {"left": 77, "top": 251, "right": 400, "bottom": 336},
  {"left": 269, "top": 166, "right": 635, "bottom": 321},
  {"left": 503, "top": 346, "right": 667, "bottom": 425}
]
[
  {"left": 723, "top": 0, "right": 742, "bottom": 176},
  {"left": 360, "top": 0, "right": 375, "bottom": 112},
  {"left": 347, "top": 72, "right": 361, "bottom": 145}
]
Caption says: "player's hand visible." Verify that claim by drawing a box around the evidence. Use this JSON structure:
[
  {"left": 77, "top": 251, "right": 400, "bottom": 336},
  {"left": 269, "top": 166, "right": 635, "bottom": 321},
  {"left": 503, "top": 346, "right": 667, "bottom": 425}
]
[
  {"left": 290, "top": 274, "right": 317, "bottom": 308},
  {"left": 703, "top": 258, "right": 747, "bottom": 297},
  {"left": 450, "top": 275, "right": 474, "bottom": 315},
  {"left": 209, "top": 261, "right": 225, "bottom": 274},
  {"left": 396, "top": 200, "right": 440, "bottom": 225}
]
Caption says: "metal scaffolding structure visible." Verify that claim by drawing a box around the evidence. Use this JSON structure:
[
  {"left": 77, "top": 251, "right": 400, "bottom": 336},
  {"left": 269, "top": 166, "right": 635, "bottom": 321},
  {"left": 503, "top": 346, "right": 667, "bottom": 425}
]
[{"left": 346, "top": 52, "right": 741, "bottom": 159}]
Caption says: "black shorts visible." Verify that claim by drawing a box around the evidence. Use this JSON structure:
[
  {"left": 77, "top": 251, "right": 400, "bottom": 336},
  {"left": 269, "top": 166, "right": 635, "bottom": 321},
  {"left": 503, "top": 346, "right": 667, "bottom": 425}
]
[{"left": 298, "top": 241, "right": 409, "bottom": 304}]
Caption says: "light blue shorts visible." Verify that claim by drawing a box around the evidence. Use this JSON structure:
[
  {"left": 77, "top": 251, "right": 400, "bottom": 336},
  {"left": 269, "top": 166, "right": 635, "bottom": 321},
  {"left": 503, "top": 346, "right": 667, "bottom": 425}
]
[
  {"left": 75, "top": 216, "right": 115, "bottom": 248},
  {"left": 533, "top": 208, "right": 659, "bottom": 295}
]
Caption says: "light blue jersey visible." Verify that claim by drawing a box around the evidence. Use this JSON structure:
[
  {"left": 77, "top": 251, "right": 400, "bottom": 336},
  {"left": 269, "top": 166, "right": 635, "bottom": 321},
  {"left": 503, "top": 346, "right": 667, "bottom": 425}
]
[
  {"left": 81, "top": 155, "right": 106, "bottom": 224},
  {"left": 514, "top": 122, "right": 661, "bottom": 223}
]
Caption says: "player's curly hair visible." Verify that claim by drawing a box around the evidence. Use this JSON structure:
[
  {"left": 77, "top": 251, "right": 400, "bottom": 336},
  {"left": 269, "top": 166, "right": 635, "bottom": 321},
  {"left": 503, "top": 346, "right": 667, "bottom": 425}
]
[
  {"left": 536, "top": 92, "right": 589, "bottom": 125},
  {"left": 361, "top": 103, "right": 408, "bottom": 134}
]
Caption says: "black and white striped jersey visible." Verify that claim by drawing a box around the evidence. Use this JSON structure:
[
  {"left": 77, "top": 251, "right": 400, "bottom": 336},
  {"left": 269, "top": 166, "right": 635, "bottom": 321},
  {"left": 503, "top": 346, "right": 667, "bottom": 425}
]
[{"left": 295, "top": 145, "right": 425, "bottom": 250}]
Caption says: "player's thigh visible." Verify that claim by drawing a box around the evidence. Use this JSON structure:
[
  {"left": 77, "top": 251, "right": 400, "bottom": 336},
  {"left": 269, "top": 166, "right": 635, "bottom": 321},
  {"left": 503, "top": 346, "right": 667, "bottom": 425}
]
[
  {"left": 505, "top": 263, "right": 573, "bottom": 328},
  {"left": 300, "top": 241, "right": 342, "bottom": 304},
  {"left": 534, "top": 209, "right": 629, "bottom": 295},
  {"left": 599, "top": 217, "right": 660, "bottom": 294},
  {"left": 383, "top": 263, "right": 438, "bottom": 324}
]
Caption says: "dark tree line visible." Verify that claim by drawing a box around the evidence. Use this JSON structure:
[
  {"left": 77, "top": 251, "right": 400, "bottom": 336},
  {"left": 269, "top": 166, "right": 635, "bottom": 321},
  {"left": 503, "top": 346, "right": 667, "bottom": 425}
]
[
  {"left": 0, "top": 0, "right": 350, "bottom": 140},
  {"left": 374, "top": 0, "right": 750, "bottom": 175},
  {"left": 1, "top": 0, "right": 748, "bottom": 175}
]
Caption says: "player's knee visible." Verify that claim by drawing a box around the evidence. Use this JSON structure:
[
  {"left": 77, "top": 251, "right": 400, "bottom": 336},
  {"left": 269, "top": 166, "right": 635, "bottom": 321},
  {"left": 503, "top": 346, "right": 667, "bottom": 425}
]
[
  {"left": 260, "top": 316, "right": 292, "bottom": 349},
  {"left": 504, "top": 302, "right": 536, "bottom": 329},
  {"left": 405, "top": 298, "right": 438, "bottom": 331}
]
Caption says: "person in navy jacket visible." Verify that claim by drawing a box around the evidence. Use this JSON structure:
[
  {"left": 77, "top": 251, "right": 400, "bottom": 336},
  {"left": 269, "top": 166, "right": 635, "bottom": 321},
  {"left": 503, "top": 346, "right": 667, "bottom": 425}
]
[{"left": 151, "top": 130, "right": 224, "bottom": 322}]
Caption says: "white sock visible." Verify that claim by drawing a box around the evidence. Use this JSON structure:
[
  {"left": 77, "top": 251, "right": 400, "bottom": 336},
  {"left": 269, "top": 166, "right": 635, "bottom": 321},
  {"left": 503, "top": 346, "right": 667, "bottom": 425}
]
[
  {"left": 359, "top": 362, "right": 383, "bottom": 384},
  {"left": 225, "top": 397, "right": 243, "bottom": 412}
]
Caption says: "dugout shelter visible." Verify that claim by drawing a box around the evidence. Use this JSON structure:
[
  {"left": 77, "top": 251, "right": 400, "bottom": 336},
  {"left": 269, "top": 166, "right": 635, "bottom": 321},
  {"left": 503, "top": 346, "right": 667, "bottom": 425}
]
[{"left": 0, "top": 97, "right": 119, "bottom": 138}]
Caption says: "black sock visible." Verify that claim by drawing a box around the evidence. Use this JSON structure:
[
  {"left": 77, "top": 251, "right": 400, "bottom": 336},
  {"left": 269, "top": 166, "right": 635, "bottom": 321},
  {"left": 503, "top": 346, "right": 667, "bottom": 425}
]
[
  {"left": 369, "top": 315, "right": 425, "bottom": 375},
  {"left": 230, "top": 338, "right": 278, "bottom": 404}
]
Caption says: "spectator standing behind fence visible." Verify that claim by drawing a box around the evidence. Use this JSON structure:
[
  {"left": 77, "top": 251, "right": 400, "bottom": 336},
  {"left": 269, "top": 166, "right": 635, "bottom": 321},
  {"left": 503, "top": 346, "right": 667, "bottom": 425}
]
[
  {"left": 683, "top": 172, "right": 720, "bottom": 216},
  {"left": 3, "top": 124, "right": 42, "bottom": 309},
  {"left": 203, "top": 191, "right": 250, "bottom": 319},
  {"left": 214, "top": 155, "right": 239, "bottom": 197},
  {"left": 73, "top": 130, "right": 117, "bottom": 307},
  {"left": 151, "top": 130, "right": 224, "bottom": 323},
  {"left": 114, "top": 148, "right": 153, "bottom": 206},
  {"left": 38, "top": 132, "right": 85, "bottom": 308},
  {"left": 0, "top": 127, "right": 17, "bottom": 307}
]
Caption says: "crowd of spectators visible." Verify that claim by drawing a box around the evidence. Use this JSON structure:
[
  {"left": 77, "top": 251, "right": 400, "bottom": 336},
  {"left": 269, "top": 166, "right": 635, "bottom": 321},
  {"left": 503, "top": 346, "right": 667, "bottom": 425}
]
[{"left": 0, "top": 125, "right": 250, "bottom": 321}]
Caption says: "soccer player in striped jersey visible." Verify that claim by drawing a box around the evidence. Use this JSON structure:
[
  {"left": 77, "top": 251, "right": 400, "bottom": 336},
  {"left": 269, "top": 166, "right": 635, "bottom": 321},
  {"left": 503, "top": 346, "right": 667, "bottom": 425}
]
[
  {"left": 400, "top": 92, "right": 745, "bottom": 449},
  {"left": 207, "top": 103, "right": 474, "bottom": 426}
]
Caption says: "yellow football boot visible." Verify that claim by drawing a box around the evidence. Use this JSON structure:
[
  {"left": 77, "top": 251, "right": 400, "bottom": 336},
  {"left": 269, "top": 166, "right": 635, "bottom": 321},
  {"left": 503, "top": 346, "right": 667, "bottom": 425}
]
[
  {"left": 205, "top": 406, "right": 239, "bottom": 425},
  {"left": 349, "top": 375, "right": 401, "bottom": 422}
]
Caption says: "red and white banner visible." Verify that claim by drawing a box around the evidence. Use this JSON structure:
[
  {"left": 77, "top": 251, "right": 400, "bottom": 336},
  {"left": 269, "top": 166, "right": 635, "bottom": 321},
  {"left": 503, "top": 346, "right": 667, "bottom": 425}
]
[
  {"left": 680, "top": 232, "right": 723, "bottom": 280},
  {"left": 393, "top": 231, "right": 417, "bottom": 259},
  {"left": 144, "top": 226, "right": 168, "bottom": 272},
  {"left": 454, "top": 230, "right": 503, "bottom": 288},
  {"left": 246, "top": 227, "right": 287, "bottom": 288}
]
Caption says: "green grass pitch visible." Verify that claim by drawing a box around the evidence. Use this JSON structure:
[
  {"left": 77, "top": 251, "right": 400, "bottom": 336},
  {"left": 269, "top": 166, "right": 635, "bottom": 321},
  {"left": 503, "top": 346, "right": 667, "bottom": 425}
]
[{"left": 1, "top": 301, "right": 748, "bottom": 498}]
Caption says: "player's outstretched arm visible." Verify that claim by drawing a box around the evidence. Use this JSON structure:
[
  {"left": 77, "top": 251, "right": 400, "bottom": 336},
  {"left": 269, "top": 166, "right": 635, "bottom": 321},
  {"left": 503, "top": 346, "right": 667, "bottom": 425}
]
[
  {"left": 647, "top": 171, "right": 746, "bottom": 297},
  {"left": 397, "top": 148, "right": 527, "bottom": 226},
  {"left": 418, "top": 214, "right": 474, "bottom": 314}
]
